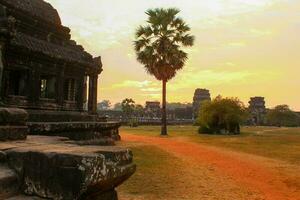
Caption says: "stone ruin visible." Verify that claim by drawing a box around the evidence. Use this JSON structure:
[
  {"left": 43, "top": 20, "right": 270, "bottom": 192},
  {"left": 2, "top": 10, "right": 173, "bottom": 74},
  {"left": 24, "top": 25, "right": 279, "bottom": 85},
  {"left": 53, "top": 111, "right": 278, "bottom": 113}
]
[
  {"left": 248, "top": 96, "right": 266, "bottom": 125},
  {"left": 192, "top": 88, "right": 211, "bottom": 119},
  {"left": 0, "top": 0, "right": 135, "bottom": 199}
]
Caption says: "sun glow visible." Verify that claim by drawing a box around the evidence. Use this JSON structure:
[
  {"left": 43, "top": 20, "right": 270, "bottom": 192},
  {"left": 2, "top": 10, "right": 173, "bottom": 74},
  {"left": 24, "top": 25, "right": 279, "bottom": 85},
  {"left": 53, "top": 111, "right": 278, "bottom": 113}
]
[{"left": 46, "top": 0, "right": 300, "bottom": 110}]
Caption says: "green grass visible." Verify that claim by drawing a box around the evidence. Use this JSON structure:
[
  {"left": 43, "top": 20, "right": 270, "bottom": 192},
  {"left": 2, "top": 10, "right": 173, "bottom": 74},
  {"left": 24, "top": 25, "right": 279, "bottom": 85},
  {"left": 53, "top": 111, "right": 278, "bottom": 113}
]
[
  {"left": 118, "top": 145, "right": 185, "bottom": 199},
  {"left": 121, "top": 126, "right": 300, "bottom": 165}
]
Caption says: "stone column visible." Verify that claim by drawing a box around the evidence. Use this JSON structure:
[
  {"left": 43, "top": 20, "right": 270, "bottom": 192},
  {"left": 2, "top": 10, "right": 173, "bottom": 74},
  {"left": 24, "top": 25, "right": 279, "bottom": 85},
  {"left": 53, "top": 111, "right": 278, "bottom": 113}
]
[
  {"left": 88, "top": 74, "right": 98, "bottom": 114},
  {"left": 57, "top": 66, "right": 65, "bottom": 108},
  {"left": 76, "top": 75, "right": 84, "bottom": 111},
  {"left": 28, "top": 64, "right": 40, "bottom": 107},
  {"left": 0, "top": 42, "right": 5, "bottom": 102},
  {"left": 83, "top": 76, "right": 87, "bottom": 110}
]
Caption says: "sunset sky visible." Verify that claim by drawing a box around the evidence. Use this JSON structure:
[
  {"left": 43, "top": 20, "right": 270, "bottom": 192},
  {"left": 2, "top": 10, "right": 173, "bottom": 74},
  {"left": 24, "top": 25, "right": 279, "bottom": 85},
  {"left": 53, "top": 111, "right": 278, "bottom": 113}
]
[{"left": 46, "top": 0, "right": 300, "bottom": 110}]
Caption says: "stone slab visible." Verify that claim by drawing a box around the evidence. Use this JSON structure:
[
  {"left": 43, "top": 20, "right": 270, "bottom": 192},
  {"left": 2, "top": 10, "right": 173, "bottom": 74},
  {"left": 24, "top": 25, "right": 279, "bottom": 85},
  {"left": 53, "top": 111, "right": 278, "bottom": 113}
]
[
  {"left": 0, "top": 136, "right": 135, "bottom": 200},
  {"left": 0, "top": 126, "right": 28, "bottom": 141},
  {"left": 28, "top": 121, "right": 121, "bottom": 141},
  {"left": 0, "top": 108, "right": 28, "bottom": 126},
  {"left": 5, "top": 195, "right": 44, "bottom": 200},
  {"left": 0, "top": 165, "right": 19, "bottom": 199}
]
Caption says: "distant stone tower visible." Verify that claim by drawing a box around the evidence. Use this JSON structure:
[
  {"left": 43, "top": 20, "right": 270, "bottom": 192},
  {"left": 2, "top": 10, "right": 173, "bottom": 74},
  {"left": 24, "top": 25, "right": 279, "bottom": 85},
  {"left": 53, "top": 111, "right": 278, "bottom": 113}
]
[
  {"left": 248, "top": 97, "right": 266, "bottom": 125},
  {"left": 193, "top": 89, "right": 211, "bottom": 119}
]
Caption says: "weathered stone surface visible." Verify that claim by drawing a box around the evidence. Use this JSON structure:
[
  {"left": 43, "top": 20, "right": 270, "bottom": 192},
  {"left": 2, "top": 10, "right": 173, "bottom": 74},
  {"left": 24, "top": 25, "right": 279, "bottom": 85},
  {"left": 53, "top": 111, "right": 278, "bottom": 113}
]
[
  {"left": 0, "top": 151, "right": 6, "bottom": 162},
  {"left": 5, "top": 195, "right": 44, "bottom": 200},
  {"left": 0, "top": 165, "right": 19, "bottom": 199},
  {"left": 0, "top": 108, "right": 28, "bottom": 125},
  {"left": 28, "top": 121, "right": 121, "bottom": 141},
  {"left": 27, "top": 110, "right": 97, "bottom": 123},
  {"left": 0, "top": 136, "right": 136, "bottom": 200},
  {"left": 0, "top": 108, "right": 28, "bottom": 141},
  {"left": 0, "top": 0, "right": 102, "bottom": 112},
  {"left": 0, "top": 126, "right": 28, "bottom": 141}
]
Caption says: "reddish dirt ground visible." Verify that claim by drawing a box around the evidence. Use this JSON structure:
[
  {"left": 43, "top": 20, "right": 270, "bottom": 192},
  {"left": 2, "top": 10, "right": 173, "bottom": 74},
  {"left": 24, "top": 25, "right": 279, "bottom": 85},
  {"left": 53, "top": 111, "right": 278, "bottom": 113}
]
[{"left": 121, "top": 132, "right": 300, "bottom": 200}]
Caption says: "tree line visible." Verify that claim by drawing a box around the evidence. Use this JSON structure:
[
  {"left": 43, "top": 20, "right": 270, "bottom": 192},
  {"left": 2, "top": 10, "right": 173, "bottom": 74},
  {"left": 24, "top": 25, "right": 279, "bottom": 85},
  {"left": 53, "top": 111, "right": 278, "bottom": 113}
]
[{"left": 196, "top": 96, "right": 300, "bottom": 135}]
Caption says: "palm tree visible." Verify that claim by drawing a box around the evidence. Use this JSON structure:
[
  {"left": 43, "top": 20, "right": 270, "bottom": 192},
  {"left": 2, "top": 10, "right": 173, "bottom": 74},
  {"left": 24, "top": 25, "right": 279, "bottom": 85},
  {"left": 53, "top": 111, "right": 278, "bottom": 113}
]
[{"left": 134, "top": 8, "right": 195, "bottom": 135}]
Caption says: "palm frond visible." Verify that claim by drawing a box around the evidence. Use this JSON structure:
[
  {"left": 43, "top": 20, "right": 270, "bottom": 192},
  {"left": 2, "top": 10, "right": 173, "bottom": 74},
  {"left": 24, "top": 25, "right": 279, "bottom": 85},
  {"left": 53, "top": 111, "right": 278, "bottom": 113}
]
[
  {"left": 135, "top": 25, "right": 146, "bottom": 38},
  {"left": 134, "top": 7, "right": 194, "bottom": 81},
  {"left": 181, "top": 34, "right": 195, "bottom": 46}
]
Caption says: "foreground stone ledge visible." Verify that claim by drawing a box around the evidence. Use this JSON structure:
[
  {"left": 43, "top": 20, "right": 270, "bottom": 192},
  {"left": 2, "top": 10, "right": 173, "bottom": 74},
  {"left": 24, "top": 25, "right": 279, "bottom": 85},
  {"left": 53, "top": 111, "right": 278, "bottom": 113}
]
[
  {"left": 28, "top": 121, "right": 121, "bottom": 141},
  {"left": 0, "top": 126, "right": 28, "bottom": 141},
  {"left": 0, "top": 108, "right": 28, "bottom": 142},
  {"left": 0, "top": 108, "right": 28, "bottom": 126},
  {"left": 0, "top": 136, "right": 136, "bottom": 200}
]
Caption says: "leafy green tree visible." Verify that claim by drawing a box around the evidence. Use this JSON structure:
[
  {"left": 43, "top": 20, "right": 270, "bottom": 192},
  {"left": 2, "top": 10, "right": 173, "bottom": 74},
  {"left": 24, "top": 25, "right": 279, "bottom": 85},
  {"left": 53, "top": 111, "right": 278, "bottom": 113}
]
[
  {"left": 266, "top": 105, "right": 300, "bottom": 127},
  {"left": 121, "top": 98, "right": 136, "bottom": 122},
  {"left": 134, "top": 104, "right": 145, "bottom": 117},
  {"left": 134, "top": 8, "right": 195, "bottom": 135},
  {"left": 197, "top": 96, "right": 247, "bottom": 134}
]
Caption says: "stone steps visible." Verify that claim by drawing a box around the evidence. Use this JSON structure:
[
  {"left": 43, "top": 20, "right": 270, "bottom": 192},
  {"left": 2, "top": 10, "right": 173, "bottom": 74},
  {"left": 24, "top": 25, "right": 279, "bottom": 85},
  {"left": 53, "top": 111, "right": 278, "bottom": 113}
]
[
  {"left": 0, "top": 165, "right": 19, "bottom": 199},
  {"left": 5, "top": 195, "right": 44, "bottom": 200}
]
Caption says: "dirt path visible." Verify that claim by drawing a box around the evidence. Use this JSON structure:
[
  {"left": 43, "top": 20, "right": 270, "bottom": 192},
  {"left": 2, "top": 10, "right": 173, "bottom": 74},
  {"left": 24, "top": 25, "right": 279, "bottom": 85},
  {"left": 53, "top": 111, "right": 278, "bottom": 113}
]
[{"left": 121, "top": 132, "right": 300, "bottom": 200}]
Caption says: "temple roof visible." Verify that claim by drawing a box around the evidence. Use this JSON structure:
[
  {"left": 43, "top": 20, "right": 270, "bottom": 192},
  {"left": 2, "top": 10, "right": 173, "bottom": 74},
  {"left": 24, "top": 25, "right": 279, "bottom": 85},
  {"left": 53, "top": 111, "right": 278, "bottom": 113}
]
[
  {"left": 11, "top": 33, "right": 99, "bottom": 69},
  {"left": 0, "top": 0, "right": 102, "bottom": 74},
  {"left": 0, "top": 0, "right": 61, "bottom": 25}
]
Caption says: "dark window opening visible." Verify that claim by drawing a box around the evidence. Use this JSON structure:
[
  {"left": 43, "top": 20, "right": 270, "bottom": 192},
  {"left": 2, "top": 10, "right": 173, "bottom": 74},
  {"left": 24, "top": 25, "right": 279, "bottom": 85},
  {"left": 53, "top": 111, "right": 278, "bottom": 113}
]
[
  {"left": 64, "top": 78, "right": 77, "bottom": 101},
  {"left": 40, "top": 75, "right": 56, "bottom": 99},
  {"left": 8, "top": 70, "right": 28, "bottom": 96}
]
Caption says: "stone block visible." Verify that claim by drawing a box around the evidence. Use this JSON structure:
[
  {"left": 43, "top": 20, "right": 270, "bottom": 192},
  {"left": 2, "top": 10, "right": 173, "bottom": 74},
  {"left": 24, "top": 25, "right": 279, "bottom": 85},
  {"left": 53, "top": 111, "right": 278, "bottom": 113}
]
[
  {"left": 0, "top": 151, "right": 6, "bottom": 163},
  {"left": 2, "top": 136, "right": 136, "bottom": 200},
  {"left": 28, "top": 121, "right": 121, "bottom": 142},
  {"left": 0, "top": 165, "right": 19, "bottom": 199},
  {"left": 0, "top": 126, "right": 28, "bottom": 141},
  {"left": 0, "top": 108, "right": 28, "bottom": 126}
]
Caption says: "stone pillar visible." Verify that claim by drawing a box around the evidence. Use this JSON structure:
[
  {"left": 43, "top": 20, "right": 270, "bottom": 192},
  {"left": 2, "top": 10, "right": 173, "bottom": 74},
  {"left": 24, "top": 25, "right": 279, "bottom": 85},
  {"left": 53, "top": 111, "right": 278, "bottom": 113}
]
[
  {"left": 88, "top": 74, "right": 98, "bottom": 114},
  {"left": 57, "top": 66, "right": 65, "bottom": 108},
  {"left": 0, "top": 42, "right": 5, "bottom": 102},
  {"left": 83, "top": 76, "right": 87, "bottom": 110},
  {"left": 76, "top": 75, "right": 84, "bottom": 111},
  {"left": 28, "top": 64, "right": 40, "bottom": 107}
]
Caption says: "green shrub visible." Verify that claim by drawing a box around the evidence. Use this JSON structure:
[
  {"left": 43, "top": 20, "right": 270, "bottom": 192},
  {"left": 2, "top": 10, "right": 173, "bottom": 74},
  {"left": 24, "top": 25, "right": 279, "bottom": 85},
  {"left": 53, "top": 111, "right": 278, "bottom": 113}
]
[{"left": 196, "top": 96, "right": 247, "bottom": 135}]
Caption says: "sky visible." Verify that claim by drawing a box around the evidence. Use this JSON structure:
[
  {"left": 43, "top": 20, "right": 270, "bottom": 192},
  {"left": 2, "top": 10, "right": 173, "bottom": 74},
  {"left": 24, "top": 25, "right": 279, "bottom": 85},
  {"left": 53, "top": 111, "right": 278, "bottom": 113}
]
[{"left": 45, "top": 0, "right": 300, "bottom": 110}]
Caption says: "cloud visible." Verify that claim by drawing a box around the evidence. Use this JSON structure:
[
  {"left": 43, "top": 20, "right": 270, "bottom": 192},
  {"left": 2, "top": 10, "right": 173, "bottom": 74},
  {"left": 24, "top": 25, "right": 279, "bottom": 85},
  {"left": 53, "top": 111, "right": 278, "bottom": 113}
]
[
  {"left": 45, "top": 0, "right": 300, "bottom": 110},
  {"left": 112, "top": 80, "right": 153, "bottom": 88},
  {"left": 168, "top": 69, "right": 253, "bottom": 91}
]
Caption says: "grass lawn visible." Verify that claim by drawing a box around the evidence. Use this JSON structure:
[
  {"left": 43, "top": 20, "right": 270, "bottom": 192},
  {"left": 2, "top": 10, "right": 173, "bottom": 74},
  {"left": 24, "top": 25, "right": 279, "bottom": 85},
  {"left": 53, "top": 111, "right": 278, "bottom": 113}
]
[
  {"left": 120, "top": 126, "right": 300, "bottom": 165},
  {"left": 118, "top": 145, "right": 187, "bottom": 199},
  {"left": 118, "top": 126, "right": 300, "bottom": 200}
]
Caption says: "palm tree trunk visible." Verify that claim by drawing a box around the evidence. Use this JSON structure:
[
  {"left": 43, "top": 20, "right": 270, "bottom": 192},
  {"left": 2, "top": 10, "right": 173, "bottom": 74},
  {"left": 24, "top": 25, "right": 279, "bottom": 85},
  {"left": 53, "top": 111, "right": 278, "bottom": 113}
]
[{"left": 161, "top": 79, "right": 168, "bottom": 135}]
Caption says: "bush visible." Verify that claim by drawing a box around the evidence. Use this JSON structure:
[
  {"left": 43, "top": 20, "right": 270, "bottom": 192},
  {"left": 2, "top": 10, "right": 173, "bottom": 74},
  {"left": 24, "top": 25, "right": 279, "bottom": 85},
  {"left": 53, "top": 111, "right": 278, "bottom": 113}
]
[
  {"left": 197, "top": 96, "right": 247, "bottom": 135},
  {"left": 198, "top": 125, "right": 213, "bottom": 134}
]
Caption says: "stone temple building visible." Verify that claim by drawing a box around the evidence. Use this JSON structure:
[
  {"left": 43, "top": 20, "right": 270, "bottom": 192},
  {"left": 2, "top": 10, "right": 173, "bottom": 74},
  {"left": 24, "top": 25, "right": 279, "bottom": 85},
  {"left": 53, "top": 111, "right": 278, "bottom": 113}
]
[
  {"left": 248, "top": 96, "right": 266, "bottom": 125},
  {"left": 193, "top": 88, "right": 211, "bottom": 119},
  {"left": 0, "top": 1, "right": 135, "bottom": 199},
  {"left": 0, "top": 0, "right": 100, "bottom": 114},
  {"left": 0, "top": 0, "right": 122, "bottom": 137}
]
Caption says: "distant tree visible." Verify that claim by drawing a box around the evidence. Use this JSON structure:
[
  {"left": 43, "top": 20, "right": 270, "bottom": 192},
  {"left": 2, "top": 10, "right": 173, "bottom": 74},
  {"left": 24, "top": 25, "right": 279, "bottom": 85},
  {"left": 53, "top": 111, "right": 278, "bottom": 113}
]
[
  {"left": 266, "top": 105, "right": 300, "bottom": 127},
  {"left": 113, "top": 103, "right": 122, "bottom": 111},
  {"left": 134, "top": 104, "right": 145, "bottom": 118},
  {"left": 134, "top": 8, "right": 195, "bottom": 135},
  {"left": 197, "top": 96, "right": 248, "bottom": 134},
  {"left": 97, "top": 100, "right": 111, "bottom": 111},
  {"left": 121, "top": 98, "right": 136, "bottom": 121}
]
